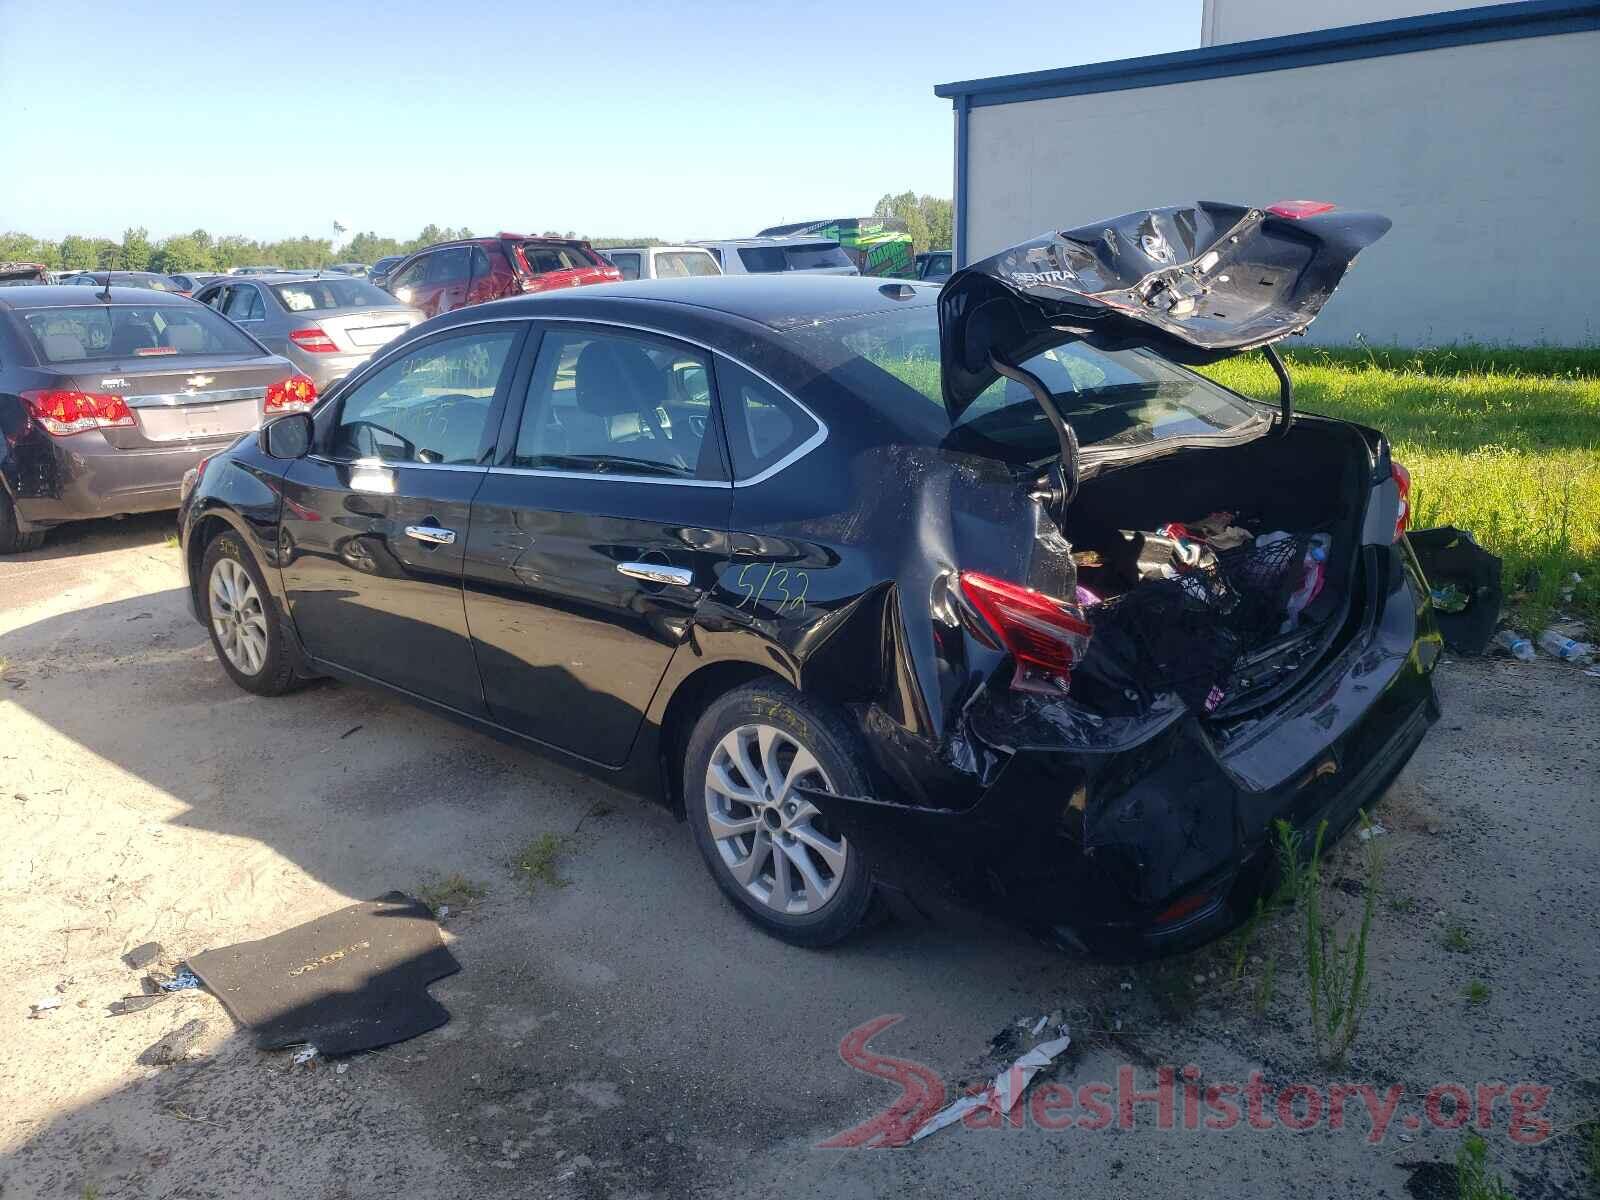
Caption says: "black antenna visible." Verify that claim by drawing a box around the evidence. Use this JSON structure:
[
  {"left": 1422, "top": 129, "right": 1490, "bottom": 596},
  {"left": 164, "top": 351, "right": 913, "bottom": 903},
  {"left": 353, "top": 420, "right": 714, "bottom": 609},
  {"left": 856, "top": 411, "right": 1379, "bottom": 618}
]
[{"left": 98, "top": 265, "right": 113, "bottom": 302}]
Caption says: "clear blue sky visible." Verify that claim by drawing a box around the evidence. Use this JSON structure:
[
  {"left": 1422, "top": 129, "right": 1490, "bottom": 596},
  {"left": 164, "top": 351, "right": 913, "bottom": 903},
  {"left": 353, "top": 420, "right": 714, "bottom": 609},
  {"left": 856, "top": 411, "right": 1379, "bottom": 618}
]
[{"left": 0, "top": 0, "right": 1200, "bottom": 243}]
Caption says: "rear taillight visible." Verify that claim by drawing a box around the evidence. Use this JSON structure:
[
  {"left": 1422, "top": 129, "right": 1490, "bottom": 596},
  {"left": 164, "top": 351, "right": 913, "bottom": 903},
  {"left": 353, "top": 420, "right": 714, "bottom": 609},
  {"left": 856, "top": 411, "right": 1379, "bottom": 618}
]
[
  {"left": 959, "top": 571, "right": 1092, "bottom": 695},
  {"left": 1391, "top": 461, "right": 1412, "bottom": 541},
  {"left": 1266, "top": 200, "right": 1337, "bottom": 219},
  {"left": 288, "top": 326, "right": 339, "bottom": 353},
  {"left": 264, "top": 374, "right": 317, "bottom": 415},
  {"left": 21, "top": 389, "right": 135, "bottom": 436}
]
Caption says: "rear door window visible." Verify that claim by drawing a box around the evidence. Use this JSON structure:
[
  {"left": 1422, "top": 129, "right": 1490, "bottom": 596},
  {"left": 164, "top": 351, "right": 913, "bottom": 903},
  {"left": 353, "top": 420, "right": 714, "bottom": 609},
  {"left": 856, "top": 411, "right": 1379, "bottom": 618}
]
[
  {"left": 653, "top": 251, "right": 718, "bottom": 278},
  {"left": 329, "top": 329, "right": 518, "bottom": 464},
  {"left": 713, "top": 358, "right": 820, "bottom": 481},
  {"left": 607, "top": 252, "right": 641, "bottom": 280},
  {"left": 784, "top": 243, "right": 852, "bottom": 270},
  {"left": 427, "top": 247, "right": 471, "bottom": 284},
  {"left": 736, "top": 246, "right": 787, "bottom": 273},
  {"left": 389, "top": 256, "right": 428, "bottom": 292},
  {"left": 222, "top": 285, "right": 265, "bottom": 321},
  {"left": 510, "top": 329, "right": 723, "bottom": 481},
  {"left": 519, "top": 244, "right": 598, "bottom": 274}
]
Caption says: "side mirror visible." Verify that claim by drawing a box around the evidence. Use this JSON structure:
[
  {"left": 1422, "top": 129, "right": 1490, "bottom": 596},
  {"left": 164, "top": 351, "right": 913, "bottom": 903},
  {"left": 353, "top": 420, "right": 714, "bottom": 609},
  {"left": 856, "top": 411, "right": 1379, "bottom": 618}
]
[{"left": 262, "top": 412, "right": 313, "bottom": 459}]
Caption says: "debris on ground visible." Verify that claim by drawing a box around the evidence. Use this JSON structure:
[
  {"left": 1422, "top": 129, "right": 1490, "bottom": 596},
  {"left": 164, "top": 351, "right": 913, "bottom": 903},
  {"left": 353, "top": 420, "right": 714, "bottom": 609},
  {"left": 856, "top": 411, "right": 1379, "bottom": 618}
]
[
  {"left": 1407, "top": 527, "right": 1502, "bottom": 654},
  {"left": 1358, "top": 822, "right": 1389, "bottom": 841},
  {"left": 158, "top": 966, "right": 202, "bottom": 992},
  {"left": 1490, "top": 629, "right": 1534, "bottom": 662},
  {"left": 910, "top": 1027, "right": 1072, "bottom": 1143},
  {"left": 187, "top": 891, "right": 460, "bottom": 1056},
  {"left": 1536, "top": 627, "right": 1594, "bottom": 663},
  {"left": 108, "top": 994, "right": 170, "bottom": 1016},
  {"left": 137, "top": 1018, "right": 207, "bottom": 1066},
  {"left": 292, "top": 1045, "right": 319, "bottom": 1067},
  {"left": 121, "top": 941, "right": 164, "bottom": 970},
  {"left": 29, "top": 996, "right": 62, "bottom": 1017}
]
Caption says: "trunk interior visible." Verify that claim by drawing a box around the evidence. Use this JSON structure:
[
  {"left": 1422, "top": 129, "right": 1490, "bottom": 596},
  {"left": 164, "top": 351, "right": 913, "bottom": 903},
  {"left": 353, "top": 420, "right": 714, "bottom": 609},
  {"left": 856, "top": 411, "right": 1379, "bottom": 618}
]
[{"left": 1058, "top": 421, "right": 1373, "bottom": 715}]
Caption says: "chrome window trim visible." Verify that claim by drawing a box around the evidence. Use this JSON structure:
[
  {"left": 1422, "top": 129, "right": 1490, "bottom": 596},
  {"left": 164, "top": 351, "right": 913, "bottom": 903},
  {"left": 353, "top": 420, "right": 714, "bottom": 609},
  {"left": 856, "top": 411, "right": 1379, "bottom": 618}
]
[
  {"left": 305, "top": 455, "right": 485, "bottom": 472},
  {"left": 127, "top": 386, "right": 266, "bottom": 409},
  {"left": 309, "top": 313, "right": 830, "bottom": 488}
]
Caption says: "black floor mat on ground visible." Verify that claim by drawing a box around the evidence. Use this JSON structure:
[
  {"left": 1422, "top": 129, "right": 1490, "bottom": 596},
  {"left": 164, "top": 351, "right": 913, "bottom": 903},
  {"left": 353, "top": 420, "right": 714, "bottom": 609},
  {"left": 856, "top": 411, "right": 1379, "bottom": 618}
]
[{"left": 188, "top": 892, "right": 460, "bottom": 1056}]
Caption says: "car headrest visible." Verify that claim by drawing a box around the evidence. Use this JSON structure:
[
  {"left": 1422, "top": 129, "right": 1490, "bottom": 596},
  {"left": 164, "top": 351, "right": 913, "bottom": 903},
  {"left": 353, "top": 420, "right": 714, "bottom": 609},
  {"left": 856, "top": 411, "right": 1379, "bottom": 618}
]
[
  {"left": 40, "top": 333, "right": 85, "bottom": 361},
  {"left": 165, "top": 322, "right": 207, "bottom": 352},
  {"left": 573, "top": 340, "right": 660, "bottom": 417}
]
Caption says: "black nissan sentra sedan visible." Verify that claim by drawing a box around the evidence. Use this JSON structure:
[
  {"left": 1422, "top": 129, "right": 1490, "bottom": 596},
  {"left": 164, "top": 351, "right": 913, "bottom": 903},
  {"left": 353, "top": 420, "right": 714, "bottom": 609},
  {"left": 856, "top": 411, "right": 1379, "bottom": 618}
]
[
  {"left": 178, "top": 202, "right": 1441, "bottom": 956},
  {"left": 0, "top": 286, "right": 315, "bottom": 553}
]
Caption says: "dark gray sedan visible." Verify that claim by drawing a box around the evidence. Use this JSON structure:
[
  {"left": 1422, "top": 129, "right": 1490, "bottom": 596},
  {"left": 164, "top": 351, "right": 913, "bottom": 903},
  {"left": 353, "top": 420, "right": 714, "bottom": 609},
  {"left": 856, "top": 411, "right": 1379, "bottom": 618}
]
[{"left": 193, "top": 274, "right": 422, "bottom": 390}]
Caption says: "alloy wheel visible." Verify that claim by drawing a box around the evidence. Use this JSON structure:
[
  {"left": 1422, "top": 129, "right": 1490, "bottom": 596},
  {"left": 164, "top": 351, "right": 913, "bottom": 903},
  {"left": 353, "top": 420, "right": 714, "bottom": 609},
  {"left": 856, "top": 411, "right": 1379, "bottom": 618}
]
[
  {"left": 704, "top": 723, "right": 850, "bottom": 915},
  {"left": 209, "top": 557, "right": 269, "bottom": 676}
]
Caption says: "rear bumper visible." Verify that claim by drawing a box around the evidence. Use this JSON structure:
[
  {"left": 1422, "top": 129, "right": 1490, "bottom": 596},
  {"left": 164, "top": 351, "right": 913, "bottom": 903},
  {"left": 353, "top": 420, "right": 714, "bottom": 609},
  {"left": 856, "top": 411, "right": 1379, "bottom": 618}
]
[
  {"left": 9, "top": 431, "right": 226, "bottom": 528},
  {"left": 831, "top": 542, "right": 1443, "bottom": 959},
  {"left": 284, "top": 345, "right": 370, "bottom": 390}
]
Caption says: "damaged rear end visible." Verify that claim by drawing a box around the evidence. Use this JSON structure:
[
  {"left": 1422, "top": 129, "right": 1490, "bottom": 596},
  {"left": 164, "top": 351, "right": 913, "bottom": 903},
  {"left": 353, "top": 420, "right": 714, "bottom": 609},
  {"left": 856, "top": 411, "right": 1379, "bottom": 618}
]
[{"left": 836, "top": 202, "right": 1440, "bottom": 956}]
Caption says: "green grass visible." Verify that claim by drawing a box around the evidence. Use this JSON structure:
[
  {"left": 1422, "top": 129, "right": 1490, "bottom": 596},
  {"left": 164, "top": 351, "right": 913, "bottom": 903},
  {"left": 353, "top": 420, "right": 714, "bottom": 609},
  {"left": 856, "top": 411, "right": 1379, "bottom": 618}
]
[
  {"left": 415, "top": 873, "right": 487, "bottom": 916},
  {"left": 510, "top": 833, "right": 570, "bottom": 893},
  {"left": 1465, "top": 980, "right": 1490, "bottom": 1006},
  {"left": 1201, "top": 346, "right": 1600, "bottom": 631},
  {"left": 1457, "top": 1131, "right": 1516, "bottom": 1200},
  {"left": 1443, "top": 921, "right": 1474, "bottom": 953}
]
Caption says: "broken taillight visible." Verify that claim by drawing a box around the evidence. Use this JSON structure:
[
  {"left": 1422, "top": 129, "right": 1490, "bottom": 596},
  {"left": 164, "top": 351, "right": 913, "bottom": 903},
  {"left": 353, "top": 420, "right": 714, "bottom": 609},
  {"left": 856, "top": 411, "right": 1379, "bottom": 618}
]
[
  {"left": 959, "top": 571, "right": 1092, "bottom": 695},
  {"left": 21, "top": 389, "right": 135, "bottom": 436},
  {"left": 1392, "top": 461, "right": 1412, "bottom": 542}
]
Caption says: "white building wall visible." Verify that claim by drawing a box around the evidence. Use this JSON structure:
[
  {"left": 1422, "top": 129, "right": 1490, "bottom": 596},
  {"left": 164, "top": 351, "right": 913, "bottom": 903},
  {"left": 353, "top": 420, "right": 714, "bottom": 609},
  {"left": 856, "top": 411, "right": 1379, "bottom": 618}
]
[
  {"left": 1201, "top": 0, "right": 1509, "bottom": 45},
  {"left": 963, "top": 31, "right": 1600, "bottom": 345}
]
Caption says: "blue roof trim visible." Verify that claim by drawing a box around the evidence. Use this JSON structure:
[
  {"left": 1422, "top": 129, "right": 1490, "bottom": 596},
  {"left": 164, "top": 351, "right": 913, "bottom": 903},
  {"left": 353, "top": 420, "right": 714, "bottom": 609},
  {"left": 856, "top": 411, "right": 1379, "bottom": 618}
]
[{"left": 934, "top": 1, "right": 1600, "bottom": 108}]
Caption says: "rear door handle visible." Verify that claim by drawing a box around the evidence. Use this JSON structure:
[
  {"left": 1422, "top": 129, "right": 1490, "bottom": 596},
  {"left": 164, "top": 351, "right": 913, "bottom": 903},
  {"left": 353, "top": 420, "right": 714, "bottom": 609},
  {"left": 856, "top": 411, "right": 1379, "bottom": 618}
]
[
  {"left": 617, "top": 561, "right": 692, "bottom": 586},
  {"left": 405, "top": 524, "right": 457, "bottom": 546}
]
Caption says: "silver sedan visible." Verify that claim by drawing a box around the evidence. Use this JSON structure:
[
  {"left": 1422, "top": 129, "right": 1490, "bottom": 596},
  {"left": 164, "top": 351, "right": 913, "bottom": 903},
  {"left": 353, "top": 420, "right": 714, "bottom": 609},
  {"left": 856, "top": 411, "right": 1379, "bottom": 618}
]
[{"left": 193, "top": 274, "right": 423, "bottom": 391}]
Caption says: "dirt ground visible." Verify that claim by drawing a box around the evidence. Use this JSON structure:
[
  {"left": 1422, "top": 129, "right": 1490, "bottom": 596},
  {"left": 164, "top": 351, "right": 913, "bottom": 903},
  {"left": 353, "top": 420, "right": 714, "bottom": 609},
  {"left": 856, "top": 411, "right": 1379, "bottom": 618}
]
[{"left": 2, "top": 513, "right": 1596, "bottom": 1199}]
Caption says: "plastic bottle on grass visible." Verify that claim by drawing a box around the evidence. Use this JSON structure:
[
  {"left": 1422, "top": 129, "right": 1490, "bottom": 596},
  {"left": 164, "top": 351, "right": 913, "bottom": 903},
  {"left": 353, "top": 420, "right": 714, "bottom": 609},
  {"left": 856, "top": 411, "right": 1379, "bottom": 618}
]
[
  {"left": 1491, "top": 630, "right": 1534, "bottom": 662},
  {"left": 1537, "top": 628, "right": 1595, "bottom": 663}
]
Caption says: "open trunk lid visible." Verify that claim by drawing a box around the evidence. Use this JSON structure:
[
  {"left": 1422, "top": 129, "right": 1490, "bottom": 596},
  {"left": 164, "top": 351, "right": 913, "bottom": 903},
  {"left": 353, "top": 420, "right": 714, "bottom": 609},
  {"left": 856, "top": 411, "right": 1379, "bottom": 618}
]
[{"left": 938, "top": 201, "right": 1390, "bottom": 421}]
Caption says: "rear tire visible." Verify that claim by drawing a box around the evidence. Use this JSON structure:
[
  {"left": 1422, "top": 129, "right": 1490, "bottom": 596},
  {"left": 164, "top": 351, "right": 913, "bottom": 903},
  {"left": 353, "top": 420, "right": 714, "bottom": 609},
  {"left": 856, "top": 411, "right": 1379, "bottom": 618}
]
[
  {"left": 200, "top": 531, "right": 300, "bottom": 696},
  {"left": 684, "top": 681, "right": 875, "bottom": 947},
  {"left": 0, "top": 491, "right": 45, "bottom": 555}
]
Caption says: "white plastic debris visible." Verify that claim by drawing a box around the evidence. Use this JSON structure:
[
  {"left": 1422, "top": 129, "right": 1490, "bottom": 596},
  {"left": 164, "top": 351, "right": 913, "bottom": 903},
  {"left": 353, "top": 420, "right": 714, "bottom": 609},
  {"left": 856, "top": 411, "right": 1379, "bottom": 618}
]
[
  {"left": 292, "top": 1045, "right": 319, "bottom": 1066},
  {"left": 1358, "top": 822, "right": 1389, "bottom": 841},
  {"left": 910, "top": 1028, "right": 1071, "bottom": 1143},
  {"left": 29, "top": 996, "right": 63, "bottom": 1017},
  {"left": 1030, "top": 1015, "right": 1049, "bottom": 1035}
]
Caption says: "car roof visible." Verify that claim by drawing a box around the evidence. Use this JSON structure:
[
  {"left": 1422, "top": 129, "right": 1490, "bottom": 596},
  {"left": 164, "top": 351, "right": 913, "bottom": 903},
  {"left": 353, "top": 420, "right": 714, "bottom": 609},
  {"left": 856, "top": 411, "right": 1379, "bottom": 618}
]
[
  {"left": 605, "top": 245, "right": 713, "bottom": 255},
  {"left": 443, "top": 274, "right": 938, "bottom": 331},
  {"left": 0, "top": 285, "right": 200, "bottom": 310}
]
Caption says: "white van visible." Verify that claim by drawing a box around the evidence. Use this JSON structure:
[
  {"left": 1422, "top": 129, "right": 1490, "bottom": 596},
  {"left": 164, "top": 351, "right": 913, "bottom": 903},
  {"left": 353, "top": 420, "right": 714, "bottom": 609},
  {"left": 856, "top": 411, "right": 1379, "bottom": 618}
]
[{"left": 599, "top": 245, "right": 721, "bottom": 281}]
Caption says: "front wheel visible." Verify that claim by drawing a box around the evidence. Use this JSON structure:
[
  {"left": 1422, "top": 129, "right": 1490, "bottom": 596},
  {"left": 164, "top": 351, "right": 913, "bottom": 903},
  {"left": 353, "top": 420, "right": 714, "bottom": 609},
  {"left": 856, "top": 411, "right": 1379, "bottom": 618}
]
[
  {"left": 200, "top": 531, "right": 300, "bottom": 695},
  {"left": 684, "top": 682, "right": 875, "bottom": 947}
]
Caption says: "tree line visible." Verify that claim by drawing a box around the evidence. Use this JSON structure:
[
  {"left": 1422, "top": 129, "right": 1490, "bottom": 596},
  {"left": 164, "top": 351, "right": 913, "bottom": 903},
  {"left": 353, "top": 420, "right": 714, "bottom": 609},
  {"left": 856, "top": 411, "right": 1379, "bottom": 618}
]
[{"left": 0, "top": 195, "right": 951, "bottom": 276}]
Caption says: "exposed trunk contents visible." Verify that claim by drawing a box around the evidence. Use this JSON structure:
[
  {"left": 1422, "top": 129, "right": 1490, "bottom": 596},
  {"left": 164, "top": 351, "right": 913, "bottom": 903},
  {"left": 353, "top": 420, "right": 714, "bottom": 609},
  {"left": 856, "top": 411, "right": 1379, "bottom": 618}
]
[{"left": 1057, "top": 422, "right": 1371, "bottom": 717}]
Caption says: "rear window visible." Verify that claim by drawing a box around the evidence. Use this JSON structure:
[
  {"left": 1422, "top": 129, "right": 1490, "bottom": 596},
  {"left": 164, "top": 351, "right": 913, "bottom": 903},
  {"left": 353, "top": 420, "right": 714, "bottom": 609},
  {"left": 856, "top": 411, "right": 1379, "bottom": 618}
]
[
  {"left": 17, "top": 304, "right": 262, "bottom": 363},
  {"left": 517, "top": 242, "right": 601, "bottom": 274},
  {"left": 607, "top": 252, "right": 641, "bottom": 280},
  {"left": 0, "top": 266, "right": 48, "bottom": 286},
  {"left": 736, "top": 243, "right": 853, "bottom": 273},
  {"left": 272, "top": 278, "right": 395, "bottom": 311},
  {"left": 654, "top": 250, "right": 719, "bottom": 278},
  {"left": 787, "top": 305, "right": 1263, "bottom": 456}
]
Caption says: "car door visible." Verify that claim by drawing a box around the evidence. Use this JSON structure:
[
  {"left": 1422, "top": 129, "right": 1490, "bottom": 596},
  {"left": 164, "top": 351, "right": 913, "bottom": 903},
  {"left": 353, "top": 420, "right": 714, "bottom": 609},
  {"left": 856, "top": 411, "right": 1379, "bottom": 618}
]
[
  {"left": 463, "top": 244, "right": 508, "bottom": 307},
  {"left": 387, "top": 253, "right": 433, "bottom": 311},
  {"left": 278, "top": 322, "right": 528, "bottom": 714},
  {"left": 463, "top": 323, "right": 732, "bottom": 766}
]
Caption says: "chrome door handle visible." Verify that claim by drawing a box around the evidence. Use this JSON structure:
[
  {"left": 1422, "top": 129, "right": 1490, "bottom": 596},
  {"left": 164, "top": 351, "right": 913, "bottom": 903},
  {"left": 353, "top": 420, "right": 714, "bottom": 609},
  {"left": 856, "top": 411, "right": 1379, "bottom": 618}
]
[
  {"left": 405, "top": 524, "right": 456, "bottom": 546},
  {"left": 617, "top": 561, "right": 692, "bottom": 586}
]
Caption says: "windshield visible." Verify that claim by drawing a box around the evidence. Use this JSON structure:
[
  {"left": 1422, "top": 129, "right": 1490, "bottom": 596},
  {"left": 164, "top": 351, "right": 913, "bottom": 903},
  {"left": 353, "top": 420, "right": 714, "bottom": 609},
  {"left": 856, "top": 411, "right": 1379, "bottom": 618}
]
[
  {"left": 802, "top": 305, "right": 1264, "bottom": 458},
  {"left": 18, "top": 303, "right": 263, "bottom": 363},
  {"left": 272, "top": 278, "right": 396, "bottom": 311}
]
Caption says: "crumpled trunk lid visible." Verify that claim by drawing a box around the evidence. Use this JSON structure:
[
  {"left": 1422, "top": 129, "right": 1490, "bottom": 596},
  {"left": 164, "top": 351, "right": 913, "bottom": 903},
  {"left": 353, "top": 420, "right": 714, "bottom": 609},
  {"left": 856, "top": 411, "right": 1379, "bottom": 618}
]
[{"left": 938, "top": 201, "right": 1390, "bottom": 420}]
